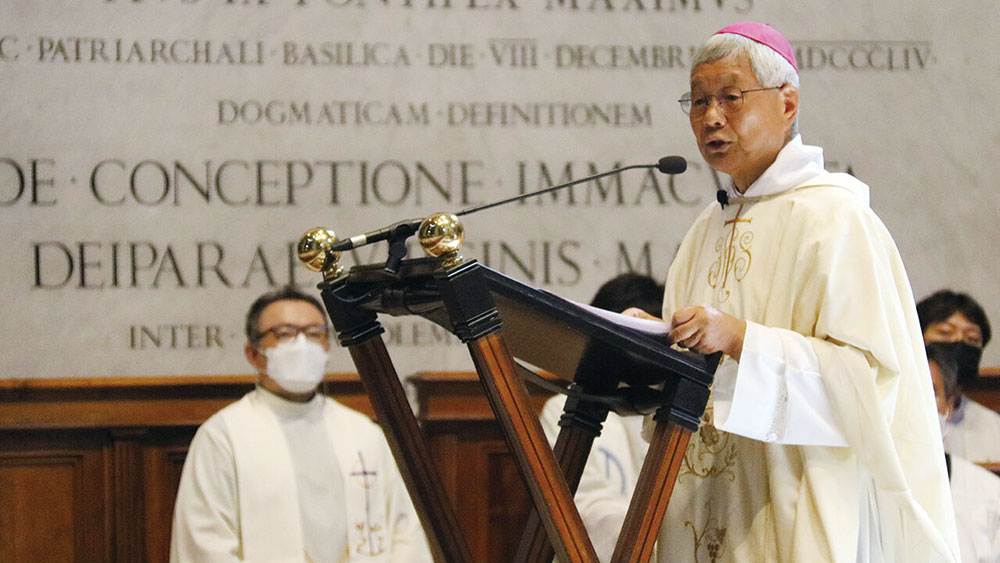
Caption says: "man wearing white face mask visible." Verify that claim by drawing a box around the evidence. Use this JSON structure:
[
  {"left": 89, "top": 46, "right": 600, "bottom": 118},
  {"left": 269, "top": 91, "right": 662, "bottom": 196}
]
[
  {"left": 170, "top": 286, "right": 433, "bottom": 563},
  {"left": 926, "top": 342, "right": 1000, "bottom": 563}
]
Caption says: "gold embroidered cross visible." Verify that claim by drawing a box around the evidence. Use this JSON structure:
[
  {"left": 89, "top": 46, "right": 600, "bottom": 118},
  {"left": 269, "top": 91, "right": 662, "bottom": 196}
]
[{"left": 351, "top": 452, "right": 386, "bottom": 556}]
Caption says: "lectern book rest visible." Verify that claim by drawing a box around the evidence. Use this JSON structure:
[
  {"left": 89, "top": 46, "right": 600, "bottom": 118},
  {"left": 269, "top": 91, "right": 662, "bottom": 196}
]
[{"left": 315, "top": 257, "right": 718, "bottom": 563}]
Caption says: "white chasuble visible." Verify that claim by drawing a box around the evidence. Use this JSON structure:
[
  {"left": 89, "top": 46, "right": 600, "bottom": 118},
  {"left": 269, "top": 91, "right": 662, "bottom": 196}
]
[
  {"left": 654, "top": 138, "right": 960, "bottom": 563},
  {"left": 944, "top": 398, "right": 1000, "bottom": 464},
  {"left": 170, "top": 389, "right": 431, "bottom": 563},
  {"left": 949, "top": 455, "right": 1000, "bottom": 562}
]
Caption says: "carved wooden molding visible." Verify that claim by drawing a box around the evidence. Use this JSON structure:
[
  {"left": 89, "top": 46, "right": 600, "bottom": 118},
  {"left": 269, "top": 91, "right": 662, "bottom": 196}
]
[{"left": 0, "top": 374, "right": 370, "bottom": 429}]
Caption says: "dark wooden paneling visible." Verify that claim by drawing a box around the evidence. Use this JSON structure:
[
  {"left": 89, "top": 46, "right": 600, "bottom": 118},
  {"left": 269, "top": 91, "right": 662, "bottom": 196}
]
[
  {"left": 485, "top": 443, "right": 535, "bottom": 561},
  {"left": 0, "top": 375, "right": 365, "bottom": 563},
  {"left": 0, "top": 374, "right": 370, "bottom": 429},
  {"left": 965, "top": 369, "right": 1000, "bottom": 411},
  {"left": 965, "top": 370, "right": 1000, "bottom": 476},
  {"left": 413, "top": 371, "right": 553, "bottom": 563},
  {"left": 3, "top": 369, "right": 993, "bottom": 562},
  {"left": 0, "top": 431, "right": 110, "bottom": 563},
  {"left": 142, "top": 433, "right": 196, "bottom": 563},
  {"left": 0, "top": 372, "right": 553, "bottom": 563}
]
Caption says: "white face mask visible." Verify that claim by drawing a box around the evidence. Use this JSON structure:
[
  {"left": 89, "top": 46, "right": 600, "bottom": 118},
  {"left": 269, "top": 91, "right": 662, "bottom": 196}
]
[{"left": 263, "top": 333, "right": 328, "bottom": 394}]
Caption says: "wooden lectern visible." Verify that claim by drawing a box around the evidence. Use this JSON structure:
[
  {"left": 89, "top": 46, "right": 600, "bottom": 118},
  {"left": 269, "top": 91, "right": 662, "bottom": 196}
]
[{"left": 309, "top": 250, "right": 717, "bottom": 563}]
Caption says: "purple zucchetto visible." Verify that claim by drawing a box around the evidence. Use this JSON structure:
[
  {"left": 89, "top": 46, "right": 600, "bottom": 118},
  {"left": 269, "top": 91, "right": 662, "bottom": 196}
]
[{"left": 714, "top": 21, "right": 798, "bottom": 73}]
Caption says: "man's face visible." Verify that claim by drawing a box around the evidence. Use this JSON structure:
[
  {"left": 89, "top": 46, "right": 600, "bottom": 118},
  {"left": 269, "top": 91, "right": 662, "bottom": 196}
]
[
  {"left": 688, "top": 55, "right": 797, "bottom": 191},
  {"left": 245, "top": 299, "right": 330, "bottom": 376},
  {"left": 923, "top": 312, "right": 984, "bottom": 349}
]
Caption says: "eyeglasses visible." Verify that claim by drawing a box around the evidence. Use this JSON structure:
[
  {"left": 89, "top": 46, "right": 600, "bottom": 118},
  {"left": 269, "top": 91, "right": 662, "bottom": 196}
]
[
  {"left": 255, "top": 324, "right": 329, "bottom": 344},
  {"left": 679, "top": 86, "right": 782, "bottom": 116}
]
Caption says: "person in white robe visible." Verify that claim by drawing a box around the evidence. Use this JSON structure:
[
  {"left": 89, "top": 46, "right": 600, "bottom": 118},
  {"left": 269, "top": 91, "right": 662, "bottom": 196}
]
[
  {"left": 540, "top": 397, "right": 647, "bottom": 562},
  {"left": 625, "top": 22, "right": 959, "bottom": 562},
  {"left": 926, "top": 342, "right": 1000, "bottom": 563},
  {"left": 945, "top": 400, "right": 1000, "bottom": 464},
  {"left": 917, "top": 290, "right": 1000, "bottom": 464},
  {"left": 947, "top": 457, "right": 1000, "bottom": 563},
  {"left": 538, "top": 273, "right": 661, "bottom": 562},
  {"left": 170, "top": 286, "right": 432, "bottom": 563}
]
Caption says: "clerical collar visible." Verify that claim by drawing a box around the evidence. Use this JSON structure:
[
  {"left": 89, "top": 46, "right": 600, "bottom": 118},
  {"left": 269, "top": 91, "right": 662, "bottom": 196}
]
[
  {"left": 724, "top": 135, "right": 826, "bottom": 202},
  {"left": 255, "top": 384, "right": 323, "bottom": 419}
]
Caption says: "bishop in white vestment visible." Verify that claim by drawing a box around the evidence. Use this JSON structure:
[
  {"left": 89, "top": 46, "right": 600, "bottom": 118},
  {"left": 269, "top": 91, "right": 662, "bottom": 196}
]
[
  {"left": 654, "top": 134, "right": 959, "bottom": 563},
  {"left": 636, "top": 22, "right": 960, "bottom": 563}
]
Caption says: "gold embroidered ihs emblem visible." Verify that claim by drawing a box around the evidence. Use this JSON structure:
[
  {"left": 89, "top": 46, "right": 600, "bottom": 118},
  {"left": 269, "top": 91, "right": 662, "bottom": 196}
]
[{"left": 707, "top": 203, "right": 754, "bottom": 303}]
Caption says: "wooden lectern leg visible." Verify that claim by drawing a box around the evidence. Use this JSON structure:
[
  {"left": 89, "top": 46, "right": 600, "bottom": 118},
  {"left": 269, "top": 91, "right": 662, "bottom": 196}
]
[
  {"left": 611, "top": 420, "right": 691, "bottom": 563},
  {"left": 468, "top": 332, "right": 598, "bottom": 563},
  {"left": 349, "top": 336, "right": 473, "bottom": 563},
  {"left": 515, "top": 423, "right": 600, "bottom": 563}
]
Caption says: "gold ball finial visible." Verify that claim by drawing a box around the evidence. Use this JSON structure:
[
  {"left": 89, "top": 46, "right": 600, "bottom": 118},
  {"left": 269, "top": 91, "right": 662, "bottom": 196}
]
[
  {"left": 418, "top": 213, "right": 465, "bottom": 266},
  {"left": 297, "top": 227, "right": 343, "bottom": 279}
]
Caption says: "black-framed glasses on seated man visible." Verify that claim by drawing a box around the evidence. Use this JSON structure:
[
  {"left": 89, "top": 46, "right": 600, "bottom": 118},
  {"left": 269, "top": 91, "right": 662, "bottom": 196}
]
[
  {"left": 255, "top": 324, "right": 329, "bottom": 345},
  {"left": 679, "top": 86, "right": 782, "bottom": 116}
]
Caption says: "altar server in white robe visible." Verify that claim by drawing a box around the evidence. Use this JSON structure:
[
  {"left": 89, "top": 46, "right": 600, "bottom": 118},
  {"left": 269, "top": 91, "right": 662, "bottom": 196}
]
[
  {"left": 926, "top": 342, "right": 1000, "bottom": 563},
  {"left": 170, "top": 286, "right": 432, "bottom": 563},
  {"left": 539, "top": 273, "right": 661, "bottom": 561},
  {"left": 540, "top": 398, "right": 647, "bottom": 562},
  {"left": 625, "top": 22, "right": 959, "bottom": 562},
  {"left": 917, "top": 290, "right": 1000, "bottom": 464}
]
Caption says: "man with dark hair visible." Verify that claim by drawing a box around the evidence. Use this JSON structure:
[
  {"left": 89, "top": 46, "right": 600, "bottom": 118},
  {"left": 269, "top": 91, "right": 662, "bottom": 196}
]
[
  {"left": 918, "top": 290, "right": 992, "bottom": 352},
  {"left": 926, "top": 342, "right": 1000, "bottom": 562},
  {"left": 918, "top": 289, "right": 1000, "bottom": 464},
  {"left": 171, "top": 286, "right": 431, "bottom": 562},
  {"left": 588, "top": 273, "right": 664, "bottom": 319},
  {"left": 538, "top": 273, "right": 665, "bottom": 561}
]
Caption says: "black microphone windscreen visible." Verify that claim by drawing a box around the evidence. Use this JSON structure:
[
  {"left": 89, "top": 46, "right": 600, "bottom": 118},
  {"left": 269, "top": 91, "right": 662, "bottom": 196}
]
[{"left": 656, "top": 156, "right": 687, "bottom": 174}]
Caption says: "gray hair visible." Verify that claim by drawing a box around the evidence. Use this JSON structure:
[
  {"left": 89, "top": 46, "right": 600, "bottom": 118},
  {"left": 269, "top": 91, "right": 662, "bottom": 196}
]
[{"left": 691, "top": 33, "right": 800, "bottom": 136}]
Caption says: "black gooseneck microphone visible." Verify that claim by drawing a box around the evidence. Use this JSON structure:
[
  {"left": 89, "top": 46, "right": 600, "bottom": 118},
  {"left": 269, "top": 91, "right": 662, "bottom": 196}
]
[
  {"left": 332, "top": 156, "right": 688, "bottom": 253},
  {"left": 455, "top": 156, "right": 687, "bottom": 217}
]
